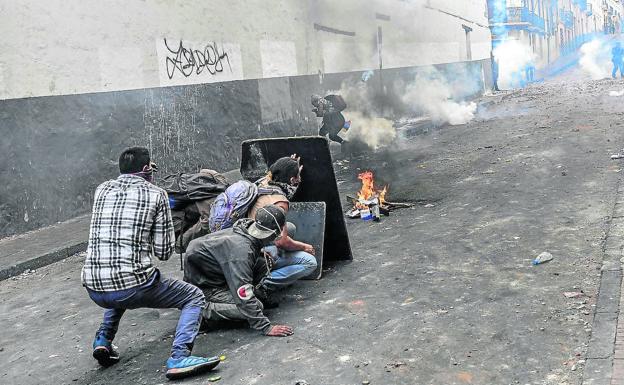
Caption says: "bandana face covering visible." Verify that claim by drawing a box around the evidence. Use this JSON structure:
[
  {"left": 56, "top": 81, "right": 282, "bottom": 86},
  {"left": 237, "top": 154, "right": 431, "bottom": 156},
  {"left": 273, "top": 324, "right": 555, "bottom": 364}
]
[
  {"left": 272, "top": 181, "right": 298, "bottom": 200},
  {"left": 131, "top": 162, "right": 158, "bottom": 183}
]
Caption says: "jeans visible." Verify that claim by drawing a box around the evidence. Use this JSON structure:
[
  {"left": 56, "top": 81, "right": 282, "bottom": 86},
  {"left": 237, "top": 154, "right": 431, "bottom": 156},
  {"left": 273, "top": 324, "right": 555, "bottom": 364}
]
[
  {"left": 261, "top": 245, "right": 317, "bottom": 291},
  {"left": 613, "top": 60, "right": 624, "bottom": 78},
  {"left": 86, "top": 270, "right": 206, "bottom": 359}
]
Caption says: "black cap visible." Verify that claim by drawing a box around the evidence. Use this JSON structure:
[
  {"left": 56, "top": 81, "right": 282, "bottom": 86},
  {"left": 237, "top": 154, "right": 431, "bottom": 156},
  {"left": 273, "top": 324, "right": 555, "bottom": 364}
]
[{"left": 248, "top": 205, "right": 286, "bottom": 239}]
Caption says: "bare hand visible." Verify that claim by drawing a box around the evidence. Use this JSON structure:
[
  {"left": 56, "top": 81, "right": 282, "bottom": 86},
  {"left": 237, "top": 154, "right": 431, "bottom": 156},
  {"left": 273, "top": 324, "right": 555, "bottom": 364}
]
[
  {"left": 266, "top": 325, "right": 294, "bottom": 337},
  {"left": 303, "top": 244, "right": 316, "bottom": 256}
]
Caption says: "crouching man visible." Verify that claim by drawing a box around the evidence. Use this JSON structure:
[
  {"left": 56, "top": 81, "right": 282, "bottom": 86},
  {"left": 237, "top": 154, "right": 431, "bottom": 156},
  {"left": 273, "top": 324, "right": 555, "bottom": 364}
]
[
  {"left": 81, "top": 146, "right": 220, "bottom": 380},
  {"left": 184, "top": 204, "right": 294, "bottom": 337}
]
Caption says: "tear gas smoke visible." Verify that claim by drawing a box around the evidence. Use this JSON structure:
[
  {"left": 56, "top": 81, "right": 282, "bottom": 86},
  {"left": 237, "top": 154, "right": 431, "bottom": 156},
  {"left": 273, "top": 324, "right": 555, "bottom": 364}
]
[
  {"left": 401, "top": 66, "right": 477, "bottom": 125},
  {"left": 493, "top": 39, "right": 536, "bottom": 89},
  {"left": 328, "top": 64, "right": 480, "bottom": 149},
  {"left": 579, "top": 38, "right": 613, "bottom": 80},
  {"left": 345, "top": 111, "right": 396, "bottom": 150},
  {"left": 330, "top": 78, "right": 397, "bottom": 150}
]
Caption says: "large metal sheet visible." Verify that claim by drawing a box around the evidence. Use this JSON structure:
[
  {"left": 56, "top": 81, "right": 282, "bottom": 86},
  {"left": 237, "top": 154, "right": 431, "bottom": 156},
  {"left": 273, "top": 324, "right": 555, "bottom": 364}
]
[
  {"left": 286, "top": 202, "right": 326, "bottom": 279},
  {"left": 240, "top": 136, "right": 352, "bottom": 261}
]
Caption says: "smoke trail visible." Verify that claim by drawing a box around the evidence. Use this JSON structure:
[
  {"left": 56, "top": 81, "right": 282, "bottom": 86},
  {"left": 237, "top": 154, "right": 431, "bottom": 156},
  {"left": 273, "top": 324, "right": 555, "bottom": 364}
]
[
  {"left": 579, "top": 38, "right": 613, "bottom": 80},
  {"left": 401, "top": 66, "right": 477, "bottom": 125}
]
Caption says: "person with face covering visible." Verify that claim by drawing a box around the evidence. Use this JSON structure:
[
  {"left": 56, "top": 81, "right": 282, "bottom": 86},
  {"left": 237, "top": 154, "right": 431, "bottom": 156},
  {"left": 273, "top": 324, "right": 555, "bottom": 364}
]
[
  {"left": 248, "top": 155, "right": 317, "bottom": 302},
  {"left": 184, "top": 205, "right": 294, "bottom": 337},
  {"left": 81, "top": 147, "right": 220, "bottom": 380}
]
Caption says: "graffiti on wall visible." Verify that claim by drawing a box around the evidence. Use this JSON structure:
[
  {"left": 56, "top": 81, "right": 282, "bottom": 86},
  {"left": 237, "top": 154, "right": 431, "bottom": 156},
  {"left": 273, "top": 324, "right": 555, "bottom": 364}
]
[
  {"left": 157, "top": 38, "right": 243, "bottom": 86},
  {"left": 163, "top": 39, "right": 231, "bottom": 79}
]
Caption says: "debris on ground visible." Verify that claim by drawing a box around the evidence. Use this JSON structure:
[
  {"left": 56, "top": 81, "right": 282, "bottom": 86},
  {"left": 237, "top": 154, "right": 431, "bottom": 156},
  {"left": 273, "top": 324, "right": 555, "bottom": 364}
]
[
  {"left": 384, "top": 361, "right": 407, "bottom": 371},
  {"left": 532, "top": 252, "right": 554, "bottom": 265},
  {"left": 563, "top": 292, "right": 584, "bottom": 298}
]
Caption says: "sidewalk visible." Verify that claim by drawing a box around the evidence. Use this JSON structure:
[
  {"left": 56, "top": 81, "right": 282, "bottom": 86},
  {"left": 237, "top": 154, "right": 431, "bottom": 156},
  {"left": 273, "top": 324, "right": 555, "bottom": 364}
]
[{"left": 0, "top": 214, "right": 90, "bottom": 281}]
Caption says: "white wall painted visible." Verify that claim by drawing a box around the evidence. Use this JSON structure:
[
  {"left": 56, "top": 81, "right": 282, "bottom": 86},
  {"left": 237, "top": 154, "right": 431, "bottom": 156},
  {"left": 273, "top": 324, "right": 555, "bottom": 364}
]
[{"left": 0, "top": 0, "right": 491, "bottom": 100}]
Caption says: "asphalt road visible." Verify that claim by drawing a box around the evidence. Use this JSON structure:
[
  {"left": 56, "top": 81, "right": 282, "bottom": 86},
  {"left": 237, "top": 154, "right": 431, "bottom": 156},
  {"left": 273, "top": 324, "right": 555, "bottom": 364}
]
[{"left": 2, "top": 74, "right": 624, "bottom": 385}]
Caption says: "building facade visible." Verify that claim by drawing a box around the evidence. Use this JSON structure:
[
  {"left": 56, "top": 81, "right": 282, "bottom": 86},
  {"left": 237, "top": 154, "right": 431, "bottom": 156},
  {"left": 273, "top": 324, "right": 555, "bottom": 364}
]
[{"left": 488, "top": 0, "right": 622, "bottom": 69}]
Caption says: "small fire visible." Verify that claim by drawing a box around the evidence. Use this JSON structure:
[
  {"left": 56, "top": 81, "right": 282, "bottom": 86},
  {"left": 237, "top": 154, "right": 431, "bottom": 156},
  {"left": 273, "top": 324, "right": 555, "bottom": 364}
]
[{"left": 355, "top": 171, "right": 388, "bottom": 209}]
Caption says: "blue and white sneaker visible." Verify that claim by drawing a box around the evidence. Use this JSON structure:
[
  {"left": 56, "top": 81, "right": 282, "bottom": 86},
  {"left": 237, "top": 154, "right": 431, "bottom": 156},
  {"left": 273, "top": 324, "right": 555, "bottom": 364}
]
[
  {"left": 165, "top": 355, "right": 220, "bottom": 380},
  {"left": 92, "top": 333, "right": 120, "bottom": 367}
]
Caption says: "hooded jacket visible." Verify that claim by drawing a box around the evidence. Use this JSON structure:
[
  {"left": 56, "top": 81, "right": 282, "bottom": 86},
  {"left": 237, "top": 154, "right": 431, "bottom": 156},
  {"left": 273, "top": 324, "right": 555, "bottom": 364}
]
[{"left": 184, "top": 219, "right": 271, "bottom": 333}]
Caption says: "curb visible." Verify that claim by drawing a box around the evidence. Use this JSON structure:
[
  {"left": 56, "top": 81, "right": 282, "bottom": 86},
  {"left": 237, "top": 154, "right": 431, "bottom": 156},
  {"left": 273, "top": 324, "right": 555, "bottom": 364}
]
[
  {"left": 0, "top": 241, "right": 88, "bottom": 281},
  {"left": 582, "top": 181, "right": 624, "bottom": 385}
]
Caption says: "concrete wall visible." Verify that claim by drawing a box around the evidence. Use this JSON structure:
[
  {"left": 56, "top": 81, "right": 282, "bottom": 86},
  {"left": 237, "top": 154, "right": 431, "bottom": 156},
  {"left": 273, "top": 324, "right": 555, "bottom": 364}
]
[
  {"left": 0, "top": 0, "right": 491, "bottom": 100},
  {"left": 0, "top": 0, "right": 492, "bottom": 237}
]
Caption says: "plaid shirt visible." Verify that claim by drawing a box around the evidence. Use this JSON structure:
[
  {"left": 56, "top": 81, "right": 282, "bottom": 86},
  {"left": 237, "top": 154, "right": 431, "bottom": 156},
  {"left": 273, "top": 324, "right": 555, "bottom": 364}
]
[{"left": 81, "top": 174, "right": 175, "bottom": 292}]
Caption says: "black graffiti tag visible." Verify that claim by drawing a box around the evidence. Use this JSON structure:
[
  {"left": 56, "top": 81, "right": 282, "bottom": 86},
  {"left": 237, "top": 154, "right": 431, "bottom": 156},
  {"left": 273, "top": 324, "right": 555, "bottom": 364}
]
[{"left": 164, "top": 39, "right": 232, "bottom": 79}]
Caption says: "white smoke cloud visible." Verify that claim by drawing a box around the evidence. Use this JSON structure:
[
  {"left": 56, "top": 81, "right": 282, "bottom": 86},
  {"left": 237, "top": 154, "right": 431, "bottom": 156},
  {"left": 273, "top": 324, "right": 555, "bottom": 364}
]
[
  {"left": 329, "top": 78, "right": 397, "bottom": 150},
  {"left": 401, "top": 66, "right": 477, "bottom": 125},
  {"left": 579, "top": 38, "right": 613, "bottom": 80},
  {"left": 325, "top": 63, "right": 481, "bottom": 149},
  {"left": 344, "top": 111, "right": 396, "bottom": 150},
  {"left": 493, "top": 39, "right": 536, "bottom": 89}
]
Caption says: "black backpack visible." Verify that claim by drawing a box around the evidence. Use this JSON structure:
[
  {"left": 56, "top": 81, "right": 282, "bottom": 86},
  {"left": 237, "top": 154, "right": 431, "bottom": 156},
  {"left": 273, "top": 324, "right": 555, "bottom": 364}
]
[
  {"left": 325, "top": 94, "right": 347, "bottom": 112},
  {"left": 159, "top": 170, "right": 230, "bottom": 209}
]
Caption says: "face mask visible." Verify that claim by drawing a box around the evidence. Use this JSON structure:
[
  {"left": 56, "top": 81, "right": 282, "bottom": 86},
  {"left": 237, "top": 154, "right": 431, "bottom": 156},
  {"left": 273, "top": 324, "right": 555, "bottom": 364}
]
[
  {"left": 132, "top": 162, "right": 158, "bottom": 183},
  {"left": 275, "top": 182, "right": 298, "bottom": 200}
]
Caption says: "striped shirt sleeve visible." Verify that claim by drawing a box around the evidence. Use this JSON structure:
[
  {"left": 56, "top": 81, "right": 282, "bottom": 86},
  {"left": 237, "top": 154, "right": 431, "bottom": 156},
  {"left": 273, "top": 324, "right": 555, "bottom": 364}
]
[{"left": 153, "top": 191, "right": 175, "bottom": 261}]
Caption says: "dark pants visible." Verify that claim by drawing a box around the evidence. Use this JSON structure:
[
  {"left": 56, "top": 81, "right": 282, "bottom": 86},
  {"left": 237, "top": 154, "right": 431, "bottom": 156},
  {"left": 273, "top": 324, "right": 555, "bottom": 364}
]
[
  {"left": 613, "top": 59, "right": 624, "bottom": 78},
  {"left": 87, "top": 270, "right": 206, "bottom": 359},
  {"left": 319, "top": 112, "right": 346, "bottom": 143}
]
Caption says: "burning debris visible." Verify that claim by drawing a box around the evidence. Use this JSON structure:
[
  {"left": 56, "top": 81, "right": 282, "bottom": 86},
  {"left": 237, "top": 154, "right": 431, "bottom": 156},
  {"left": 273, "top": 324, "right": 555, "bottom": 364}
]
[{"left": 345, "top": 171, "right": 412, "bottom": 221}]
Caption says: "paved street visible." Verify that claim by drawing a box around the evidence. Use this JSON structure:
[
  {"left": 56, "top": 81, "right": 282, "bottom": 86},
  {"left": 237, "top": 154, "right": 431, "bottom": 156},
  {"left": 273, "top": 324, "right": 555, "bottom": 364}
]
[{"left": 3, "top": 73, "right": 624, "bottom": 384}]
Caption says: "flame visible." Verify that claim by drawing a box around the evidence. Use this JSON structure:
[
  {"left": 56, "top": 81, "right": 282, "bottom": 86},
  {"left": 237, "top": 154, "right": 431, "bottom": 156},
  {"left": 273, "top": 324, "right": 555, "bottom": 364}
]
[
  {"left": 357, "top": 171, "right": 375, "bottom": 201},
  {"left": 379, "top": 185, "right": 388, "bottom": 205},
  {"left": 355, "top": 171, "right": 389, "bottom": 209}
]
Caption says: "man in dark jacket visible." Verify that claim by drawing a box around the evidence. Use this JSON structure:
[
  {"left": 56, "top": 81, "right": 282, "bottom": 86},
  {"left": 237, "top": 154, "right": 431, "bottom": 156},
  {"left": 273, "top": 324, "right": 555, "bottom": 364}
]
[
  {"left": 183, "top": 205, "right": 294, "bottom": 337},
  {"left": 312, "top": 94, "right": 349, "bottom": 145}
]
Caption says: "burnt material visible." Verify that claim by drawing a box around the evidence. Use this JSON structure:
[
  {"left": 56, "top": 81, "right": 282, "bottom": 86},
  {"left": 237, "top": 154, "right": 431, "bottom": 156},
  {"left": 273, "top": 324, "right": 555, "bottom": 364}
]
[{"left": 240, "top": 136, "right": 352, "bottom": 261}]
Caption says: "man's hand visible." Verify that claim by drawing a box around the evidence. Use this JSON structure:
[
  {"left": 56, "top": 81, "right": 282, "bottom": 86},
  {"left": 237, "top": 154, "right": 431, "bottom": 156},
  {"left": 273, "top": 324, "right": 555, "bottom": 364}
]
[
  {"left": 266, "top": 325, "right": 294, "bottom": 337},
  {"left": 303, "top": 244, "right": 316, "bottom": 256}
]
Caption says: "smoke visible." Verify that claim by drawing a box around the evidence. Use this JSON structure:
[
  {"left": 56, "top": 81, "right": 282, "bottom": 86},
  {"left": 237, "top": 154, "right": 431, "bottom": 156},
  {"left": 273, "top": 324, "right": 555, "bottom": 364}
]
[
  {"left": 579, "top": 38, "right": 613, "bottom": 80},
  {"left": 328, "top": 76, "right": 397, "bottom": 150},
  {"left": 401, "top": 66, "right": 477, "bottom": 125},
  {"left": 345, "top": 111, "right": 396, "bottom": 150},
  {"left": 325, "top": 63, "right": 481, "bottom": 150},
  {"left": 493, "top": 39, "right": 537, "bottom": 89}
]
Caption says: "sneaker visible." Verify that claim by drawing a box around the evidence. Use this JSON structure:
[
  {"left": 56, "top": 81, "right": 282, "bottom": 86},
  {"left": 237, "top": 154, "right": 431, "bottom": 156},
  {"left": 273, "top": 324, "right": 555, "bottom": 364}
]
[
  {"left": 92, "top": 333, "right": 120, "bottom": 367},
  {"left": 165, "top": 356, "right": 220, "bottom": 380}
]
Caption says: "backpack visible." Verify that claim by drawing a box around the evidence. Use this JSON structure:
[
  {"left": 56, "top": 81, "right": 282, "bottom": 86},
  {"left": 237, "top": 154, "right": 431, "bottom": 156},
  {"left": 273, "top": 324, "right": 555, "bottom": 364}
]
[
  {"left": 325, "top": 94, "right": 347, "bottom": 112},
  {"left": 208, "top": 180, "right": 259, "bottom": 232},
  {"left": 160, "top": 170, "right": 229, "bottom": 209},
  {"left": 208, "top": 180, "right": 285, "bottom": 233}
]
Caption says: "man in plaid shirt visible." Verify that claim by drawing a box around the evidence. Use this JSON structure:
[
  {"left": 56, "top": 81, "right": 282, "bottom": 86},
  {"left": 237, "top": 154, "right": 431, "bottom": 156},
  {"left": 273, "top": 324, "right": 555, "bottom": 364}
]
[{"left": 82, "top": 147, "right": 220, "bottom": 380}]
